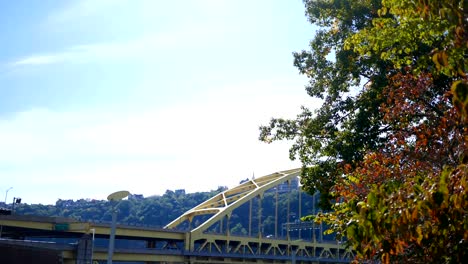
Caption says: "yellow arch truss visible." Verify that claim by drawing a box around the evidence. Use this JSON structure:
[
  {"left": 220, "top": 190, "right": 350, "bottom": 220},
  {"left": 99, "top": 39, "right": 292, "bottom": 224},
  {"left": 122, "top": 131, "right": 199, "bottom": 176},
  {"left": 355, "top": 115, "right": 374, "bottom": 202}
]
[{"left": 164, "top": 168, "right": 301, "bottom": 235}]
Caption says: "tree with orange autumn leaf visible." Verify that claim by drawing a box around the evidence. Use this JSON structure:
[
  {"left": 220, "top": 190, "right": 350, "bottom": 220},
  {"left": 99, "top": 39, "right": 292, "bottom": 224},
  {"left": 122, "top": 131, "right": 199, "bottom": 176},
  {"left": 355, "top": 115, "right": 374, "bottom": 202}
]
[
  {"left": 325, "top": 71, "right": 468, "bottom": 263},
  {"left": 261, "top": 0, "right": 467, "bottom": 262},
  {"left": 335, "top": 71, "right": 465, "bottom": 196},
  {"left": 315, "top": 1, "right": 468, "bottom": 262}
]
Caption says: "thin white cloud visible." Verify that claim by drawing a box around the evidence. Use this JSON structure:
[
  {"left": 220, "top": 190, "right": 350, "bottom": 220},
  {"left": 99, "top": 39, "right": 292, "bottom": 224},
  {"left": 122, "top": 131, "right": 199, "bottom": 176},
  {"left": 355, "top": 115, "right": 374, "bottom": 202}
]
[
  {"left": 9, "top": 38, "right": 150, "bottom": 66},
  {"left": 12, "top": 0, "right": 237, "bottom": 68},
  {"left": 9, "top": 27, "right": 213, "bottom": 67},
  {"left": 12, "top": 54, "right": 68, "bottom": 66}
]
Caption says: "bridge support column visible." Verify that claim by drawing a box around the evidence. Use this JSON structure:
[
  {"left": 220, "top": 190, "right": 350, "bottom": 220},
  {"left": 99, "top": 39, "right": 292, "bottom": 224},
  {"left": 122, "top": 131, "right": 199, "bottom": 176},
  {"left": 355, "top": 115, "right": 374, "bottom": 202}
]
[
  {"left": 75, "top": 234, "right": 93, "bottom": 264},
  {"left": 258, "top": 194, "right": 263, "bottom": 239},
  {"left": 185, "top": 232, "right": 193, "bottom": 254},
  {"left": 298, "top": 187, "right": 302, "bottom": 240},
  {"left": 224, "top": 213, "right": 231, "bottom": 237},
  {"left": 275, "top": 186, "right": 278, "bottom": 239},
  {"left": 248, "top": 199, "right": 252, "bottom": 236},
  {"left": 144, "top": 240, "right": 156, "bottom": 264},
  {"left": 219, "top": 217, "right": 223, "bottom": 233},
  {"left": 146, "top": 239, "right": 156, "bottom": 249},
  {"left": 287, "top": 180, "right": 291, "bottom": 242}
]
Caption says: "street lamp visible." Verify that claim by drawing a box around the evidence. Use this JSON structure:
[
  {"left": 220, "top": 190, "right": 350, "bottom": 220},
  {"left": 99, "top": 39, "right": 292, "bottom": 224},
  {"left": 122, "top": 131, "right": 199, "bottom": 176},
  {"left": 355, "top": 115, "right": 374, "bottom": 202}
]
[
  {"left": 90, "top": 228, "right": 95, "bottom": 263},
  {"left": 4, "top": 187, "right": 12, "bottom": 205},
  {"left": 0, "top": 187, "right": 13, "bottom": 238},
  {"left": 106, "top": 190, "right": 130, "bottom": 264}
]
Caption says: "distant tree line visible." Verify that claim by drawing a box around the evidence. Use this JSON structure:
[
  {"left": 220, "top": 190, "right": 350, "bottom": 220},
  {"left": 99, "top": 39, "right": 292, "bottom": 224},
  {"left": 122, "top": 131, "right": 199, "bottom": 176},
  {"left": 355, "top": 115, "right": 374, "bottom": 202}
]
[
  {"left": 10, "top": 185, "right": 324, "bottom": 240},
  {"left": 10, "top": 187, "right": 226, "bottom": 228}
]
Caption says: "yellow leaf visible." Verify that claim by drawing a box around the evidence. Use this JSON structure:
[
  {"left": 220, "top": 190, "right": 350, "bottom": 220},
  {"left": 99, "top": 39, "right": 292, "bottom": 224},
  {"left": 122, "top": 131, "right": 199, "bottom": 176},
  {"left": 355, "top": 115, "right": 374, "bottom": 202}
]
[
  {"left": 440, "top": 51, "right": 448, "bottom": 66},
  {"left": 452, "top": 80, "right": 468, "bottom": 103},
  {"left": 432, "top": 53, "right": 441, "bottom": 69},
  {"left": 381, "top": 252, "right": 390, "bottom": 264},
  {"left": 416, "top": 225, "right": 423, "bottom": 244},
  {"left": 412, "top": 208, "right": 418, "bottom": 221}
]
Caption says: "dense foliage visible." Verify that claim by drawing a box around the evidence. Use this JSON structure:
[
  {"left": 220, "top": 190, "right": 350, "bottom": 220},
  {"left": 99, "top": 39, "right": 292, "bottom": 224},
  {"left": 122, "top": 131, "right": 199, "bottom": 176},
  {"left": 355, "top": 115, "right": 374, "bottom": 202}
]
[
  {"left": 260, "top": 0, "right": 388, "bottom": 209},
  {"left": 11, "top": 188, "right": 225, "bottom": 228},
  {"left": 10, "top": 186, "right": 323, "bottom": 239},
  {"left": 261, "top": 0, "right": 467, "bottom": 262}
]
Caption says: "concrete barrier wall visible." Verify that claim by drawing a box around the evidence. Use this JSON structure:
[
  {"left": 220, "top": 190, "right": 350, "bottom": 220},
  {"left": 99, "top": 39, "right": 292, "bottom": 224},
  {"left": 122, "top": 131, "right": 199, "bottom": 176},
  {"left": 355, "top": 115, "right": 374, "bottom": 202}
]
[{"left": 0, "top": 243, "right": 62, "bottom": 264}]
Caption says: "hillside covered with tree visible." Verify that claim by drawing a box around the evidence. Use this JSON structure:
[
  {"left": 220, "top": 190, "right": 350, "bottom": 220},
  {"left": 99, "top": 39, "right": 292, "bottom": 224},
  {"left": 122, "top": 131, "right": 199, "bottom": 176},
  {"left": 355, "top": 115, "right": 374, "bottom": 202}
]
[
  {"left": 11, "top": 188, "right": 226, "bottom": 228},
  {"left": 10, "top": 185, "right": 324, "bottom": 240}
]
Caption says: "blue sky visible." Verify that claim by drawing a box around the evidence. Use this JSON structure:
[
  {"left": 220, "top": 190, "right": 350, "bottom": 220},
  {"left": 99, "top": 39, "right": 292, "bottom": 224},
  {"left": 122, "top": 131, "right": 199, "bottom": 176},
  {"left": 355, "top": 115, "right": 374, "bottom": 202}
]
[{"left": 0, "top": 0, "right": 319, "bottom": 205}]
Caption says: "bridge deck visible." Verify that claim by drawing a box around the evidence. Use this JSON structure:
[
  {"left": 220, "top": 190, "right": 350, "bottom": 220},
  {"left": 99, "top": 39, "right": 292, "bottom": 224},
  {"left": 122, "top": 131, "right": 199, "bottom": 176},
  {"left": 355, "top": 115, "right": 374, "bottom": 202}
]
[{"left": 0, "top": 214, "right": 352, "bottom": 263}]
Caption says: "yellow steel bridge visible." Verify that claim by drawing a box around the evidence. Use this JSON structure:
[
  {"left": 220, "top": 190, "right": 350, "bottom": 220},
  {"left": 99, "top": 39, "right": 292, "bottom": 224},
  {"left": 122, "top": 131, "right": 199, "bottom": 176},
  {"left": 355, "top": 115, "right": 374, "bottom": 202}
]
[{"left": 0, "top": 169, "right": 353, "bottom": 263}]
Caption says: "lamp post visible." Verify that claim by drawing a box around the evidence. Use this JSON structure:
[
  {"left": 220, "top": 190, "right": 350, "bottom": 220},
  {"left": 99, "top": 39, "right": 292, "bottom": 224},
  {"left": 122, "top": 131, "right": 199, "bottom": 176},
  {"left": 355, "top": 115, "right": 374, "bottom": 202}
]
[
  {"left": 90, "top": 228, "right": 95, "bottom": 263},
  {"left": 4, "top": 187, "right": 12, "bottom": 205},
  {"left": 0, "top": 187, "right": 12, "bottom": 238},
  {"left": 106, "top": 190, "right": 130, "bottom": 264}
]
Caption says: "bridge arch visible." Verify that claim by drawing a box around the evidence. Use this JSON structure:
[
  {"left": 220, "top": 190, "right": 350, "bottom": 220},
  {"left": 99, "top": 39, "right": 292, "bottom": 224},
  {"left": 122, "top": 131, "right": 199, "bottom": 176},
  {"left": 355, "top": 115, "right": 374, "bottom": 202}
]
[{"left": 164, "top": 168, "right": 301, "bottom": 235}]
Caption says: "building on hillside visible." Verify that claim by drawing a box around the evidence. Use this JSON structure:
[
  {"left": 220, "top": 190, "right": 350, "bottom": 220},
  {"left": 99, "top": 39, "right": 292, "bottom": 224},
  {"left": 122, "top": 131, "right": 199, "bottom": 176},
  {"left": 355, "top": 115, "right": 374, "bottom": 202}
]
[
  {"left": 175, "top": 189, "right": 186, "bottom": 196},
  {"left": 129, "top": 194, "right": 144, "bottom": 200},
  {"left": 268, "top": 177, "right": 300, "bottom": 193}
]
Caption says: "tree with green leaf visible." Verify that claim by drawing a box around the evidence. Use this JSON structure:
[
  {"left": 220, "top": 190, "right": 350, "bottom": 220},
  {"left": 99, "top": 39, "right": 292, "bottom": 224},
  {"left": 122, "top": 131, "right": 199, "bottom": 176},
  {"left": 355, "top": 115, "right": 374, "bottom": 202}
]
[
  {"left": 261, "top": 0, "right": 467, "bottom": 262},
  {"left": 260, "top": 0, "right": 389, "bottom": 209}
]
